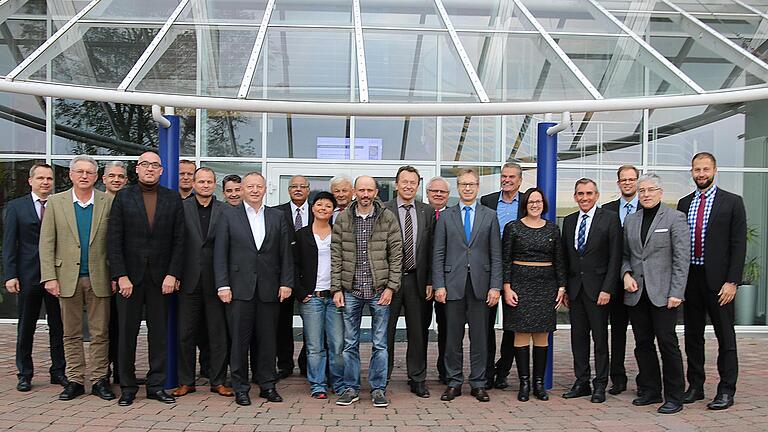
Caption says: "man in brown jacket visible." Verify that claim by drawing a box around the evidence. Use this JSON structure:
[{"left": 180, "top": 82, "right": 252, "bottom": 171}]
[{"left": 331, "top": 175, "right": 402, "bottom": 408}]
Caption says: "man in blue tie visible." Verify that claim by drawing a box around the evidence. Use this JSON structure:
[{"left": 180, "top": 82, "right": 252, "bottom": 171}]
[
  {"left": 602, "top": 165, "right": 639, "bottom": 396},
  {"left": 433, "top": 168, "right": 503, "bottom": 403}
]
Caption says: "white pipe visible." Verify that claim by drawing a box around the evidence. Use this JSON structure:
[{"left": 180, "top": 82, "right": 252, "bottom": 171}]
[
  {"left": 546, "top": 111, "right": 570, "bottom": 136},
  {"left": 2, "top": 80, "right": 768, "bottom": 117},
  {"left": 152, "top": 104, "right": 171, "bottom": 128}
]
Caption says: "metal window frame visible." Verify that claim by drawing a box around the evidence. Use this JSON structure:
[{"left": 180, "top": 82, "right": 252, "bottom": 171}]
[
  {"left": 352, "top": 0, "right": 369, "bottom": 103},
  {"left": 237, "top": 0, "right": 277, "bottom": 99}
]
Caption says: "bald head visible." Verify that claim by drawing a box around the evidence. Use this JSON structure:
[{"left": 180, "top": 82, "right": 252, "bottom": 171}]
[{"left": 354, "top": 176, "right": 378, "bottom": 213}]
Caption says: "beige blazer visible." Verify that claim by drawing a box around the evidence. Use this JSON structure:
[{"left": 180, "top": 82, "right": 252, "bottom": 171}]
[{"left": 39, "top": 188, "right": 113, "bottom": 298}]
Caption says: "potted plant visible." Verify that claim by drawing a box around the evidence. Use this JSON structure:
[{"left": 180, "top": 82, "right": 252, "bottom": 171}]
[{"left": 736, "top": 226, "right": 761, "bottom": 325}]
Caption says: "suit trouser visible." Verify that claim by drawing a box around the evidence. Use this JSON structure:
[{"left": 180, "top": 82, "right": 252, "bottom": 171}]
[
  {"left": 229, "top": 298, "right": 279, "bottom": 393},
  {"left": 684, "top": 265, "right": 738, "bottom": 396},
  {"left": 386, "top": 272, "right": 428, "bottom": 383},
  {"left": 629, "top": 290, "right": 684, "bottom": 404},
  {"left": 486, "top": 303, "right": 515, "bottom": 380},
  {"left": 59, "top": 276, "right": 111, "bottom": 385},
  {"left": 16, "top": 283, "right": 65, "bottom": 379},
  {"left": 177, "top": 282, "right": 230, "bottom": 387},
  {"left": 569, "top": 289, "right": 609, "bottom": 387},
  {"left": 444, "top": 276, "right": 489, "bottom": 389},
  {"left": 608, "top": 289, "right": 631, "bottom": 386},
  {"left": 433, "top": 300, "right": 447, "bottom": 380},
  {"left": 276, "top": 295, "right": 296, "bottom": 372},
  {"left": 108, "top": 295, "right": 119, "bottom": 381},
  {"left": 116, "top": 276, "right": 169, "bottom": 395}
]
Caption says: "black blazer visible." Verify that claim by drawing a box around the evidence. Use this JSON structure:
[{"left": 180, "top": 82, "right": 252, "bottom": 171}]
[
  {"left": 677, "top": 188, "right": 747, "bottom": 289},
  {"left": 383, "top": 199, "right": 434, "bottom": 289},
  {"left": 181, "top": 197, "right": 225, "bottom": 296},
  {"left": 2, "top": 194, "right": 42, "bottom": 289},
  {"left": 274, "top": 201, "right": 314, "bottom": 235},
  {"left": 213, "top": 203, "right": 294, "bottom": 303},
  {"left": 293, "top": 225, "right": 331, "bottom": 300},
  {"left": 561, "top": 208, "right": 622, "bottom": 301},
  {"left": 107, "top": 184, "right": 185, "bottom": 286},
  {"left": 480, "top": 191, "right": 501, "bottom": 211}
]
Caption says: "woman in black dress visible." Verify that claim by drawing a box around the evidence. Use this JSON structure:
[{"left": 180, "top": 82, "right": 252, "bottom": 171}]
[{"left": 502, "top": 187, "right": 567, "bottom": 402}]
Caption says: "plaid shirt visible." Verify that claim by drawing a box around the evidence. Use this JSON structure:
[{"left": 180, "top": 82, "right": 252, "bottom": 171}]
[
  {"left": 351, "top": 209, "right": 377, "bottom": 299},
  {"left": 687, "top": 186, "right": 717, "bottom": 265}
]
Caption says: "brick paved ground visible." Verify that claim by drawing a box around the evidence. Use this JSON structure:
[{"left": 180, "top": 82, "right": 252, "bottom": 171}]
[{"left": 0, "top": 324, "right": 766, "bottom": 431}]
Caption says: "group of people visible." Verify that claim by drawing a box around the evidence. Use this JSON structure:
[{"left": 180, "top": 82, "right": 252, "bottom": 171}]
[{"left": 2, "top": 151, "right": 744, "bottom": 415}]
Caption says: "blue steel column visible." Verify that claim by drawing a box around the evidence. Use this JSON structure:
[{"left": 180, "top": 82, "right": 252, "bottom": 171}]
[
  {"left": 537, "top": 121, "right": 557, "bottom": 391},
  {"left": 158, "top": 115, "right": 180, "bottom": 390}
]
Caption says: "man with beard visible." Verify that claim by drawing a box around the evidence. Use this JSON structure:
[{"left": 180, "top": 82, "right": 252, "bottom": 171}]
[{"left": 677, "top": 152, "right": 746, "bottom": 410}]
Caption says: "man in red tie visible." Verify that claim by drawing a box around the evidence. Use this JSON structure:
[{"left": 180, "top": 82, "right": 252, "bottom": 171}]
[{"left": 426, "top": 176, "right": 450, "bottom": 384}]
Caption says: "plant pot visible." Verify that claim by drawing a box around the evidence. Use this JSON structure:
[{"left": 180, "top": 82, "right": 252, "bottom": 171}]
[{"left": 735, "top": 284, "right": 758, "bottom": 325}]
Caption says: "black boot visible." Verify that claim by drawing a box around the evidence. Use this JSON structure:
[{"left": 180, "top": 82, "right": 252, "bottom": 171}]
[
  {"left": 515, "top": 345, "right": 530, "bottom": 402},
  {"left": 532, "top": 346, "right": 549, "bottom": 401}
]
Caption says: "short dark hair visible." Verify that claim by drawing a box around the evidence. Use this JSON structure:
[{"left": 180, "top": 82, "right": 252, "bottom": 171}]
[
  {"left": 616, "top": 165, "right": 639, "bottom": 180},
  {"left": 222, "top": 174, "right": 241, "bottom": 189},
  {"left": 455, "top": 168, "right": 479, "bottom": 183},
  {"left": 692, "top": 152, "right": 717, "bottom": 166},
  {"left": 194, "top": 167, "right": 215, "bottom": 180},
  {"left": 574, "top": 178, "right": 598, "bottom": 193},
  {"left": 29, "top": 162, "right": 52, "bottom": 178},
  {"left": 395, "top": 165, "right": 421, "bottom": 183},
  {"left": 519, "top": 187, "right": 548, "bottom": 218},
  {"left": 179, "top": 159, "right": 196, "bottom": 167},
  {"left": 312, "top": 191, "right": 337, "bottom": 209}
]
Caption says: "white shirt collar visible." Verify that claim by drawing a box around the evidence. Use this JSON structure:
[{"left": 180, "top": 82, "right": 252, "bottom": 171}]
[
  {"left": 290, "top": 200, "right": 308, "bottom": 215},
  {"left": 71, "top": 189, "right": 95, "bottom": 208},
  {"left": 31, "top": 191, "right": 44, "bottom": 203},
  {"left": 578, "top": 205, "right": 597, "bottom": 219},
  {"left": 244, "top": 200, "right": 264, "bottom": 215}
]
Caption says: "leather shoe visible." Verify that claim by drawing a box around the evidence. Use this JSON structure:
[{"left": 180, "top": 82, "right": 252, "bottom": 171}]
[
  {"left": 118, "top": 392, "right": 135, "bottom": 406},
  {"left": 51, "top": 375, "right": 69, "bottom": 386},
  {"left": 494, "top": 375, "right": 509, "bottom": 390},
  {"left": 632, "top": 394, "right": 663, "bottom": 406},
  {"left": 171, "top": 385, "right": 196, "bottom": 397},
  {"left": 91, "top": 378, "right": 116, "bottom": 400},
  {"left": 562, "top": 383, "right": 591, "bottom": 399},
  {"left": 657, "top": 401, "right": 683, "bottom": 414},
  {"left": 591, "top": 387, "right": 606, "bottom": 403},
  {"left": 410, "top": 382, "right": 430, "bottom": 398},
  {"left": 59, "top": 382, "right": 85, "bottom": 401},
  {"left": 17, "top": 377, "right": 31, "bottom": 392},
  {"left": 707, "top": 394, "right": 734, "bottom": 410},
  {"left": 235, "top": 391, "right": 251, "bottom": 406},
  {"left": 147, "top": 390, "right": 176, "bottom": 404},
  {"left": 259, "top": 388, "right": 283, "bottom": 402},
  {"left": 211, "top": 385, "right": 234, "bottom": 397},
  {"left": 440, "top": 386, "right": 462, "bottom": 401},
  {"left": 608, "top": 382, "right": 626, "bottom": 395},
  {"left": 471, "top": 387, "right": 490, "bottom": 402},
  {"left": 682, "top": 386, "right": 705, "bottom": 404}
]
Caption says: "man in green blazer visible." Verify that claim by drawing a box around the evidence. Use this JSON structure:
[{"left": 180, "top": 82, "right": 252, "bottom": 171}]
[{"left": 39, "top": 155, "right": 114, "bottom": 401}]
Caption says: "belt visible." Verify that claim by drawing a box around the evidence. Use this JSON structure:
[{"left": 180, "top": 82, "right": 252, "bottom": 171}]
[{"left": 313, "top": 290, "right": 332, "bottom": 298}]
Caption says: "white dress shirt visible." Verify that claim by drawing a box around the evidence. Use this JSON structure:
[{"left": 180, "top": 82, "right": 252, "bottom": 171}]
[
  {"left": 574, "top": 205, "right": 597, "bottom": 250},
  {"left": 244, "top": 200, "right": 266, "bottom": 249},
  {"left": 290, "top": 201, "right": 309, "bottom": 229},
  {"left": 31, "top": 191, "right": 46, "bottom": 219},
  {"left": 71, "top": 189, "right": 95, "bottom": 208}
]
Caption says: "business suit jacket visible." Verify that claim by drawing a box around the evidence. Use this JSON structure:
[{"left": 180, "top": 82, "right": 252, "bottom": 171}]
[
  {"left": 676, "top": 188, "right": 747, "bottom": 290},
  {"left": 107, "top": 184, "right": 185, "bottom": 285},
  {"left": 433, "top": 203, "right": 503, "bottom": 300},
  {"left": 214, "top": 203, "right": 294, "bottom": 302},
  {"left": 181, "top": 197, "right": 225, "bottom": 295},
  {"left": 275, "top": 201, "right": 314, "bottom": 234},
  {"left": 3, "top": 194, "right": 43, "bottom": 289},
  {"left": 621, "top": 205, "right": 690, "bottom": 308},
  {"left": 480, "top": 191, "right": 501, "bottom": 211},
  {"left": 561, "top": 208, "right": 622, "bottom": 301},
  {"left": 39, "top": 189, "right": 113, "bottom": 298},
  {"left": 383, "top": 199, "right": 433, "bottom": 289},
  {"left": 293, "top": 225, "right": 323, "bottom": 300}
]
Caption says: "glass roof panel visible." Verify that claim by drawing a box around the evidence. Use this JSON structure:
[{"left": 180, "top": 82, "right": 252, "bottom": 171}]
[
  {"left": 519, "top": 0, "right": 623, "bottom": 33},
  {"left": 360, "top": 0, "right": 443, "bottom": 28},
  {"left": 16, "top": 23, "right": 160, "bottom": 88},
  {"left": 442, "top": 0, "right": 528, "bottom": 31},
  {"left": 554, "top": 34, "right": 697, "bottom": 97},
  {"left": 176, "top": 0, "right": 268, "bottom": 24},
  {"left": 459, "top": 32, "right": 594, "bottom": 101},
  {"left": 698, "top": 15, "right": 768, "bottom": 44},
  {"left": 271, "top": 0, "right": 352, "bottom": 26},
  {"left": 83, "top": 0, "right": 181, "bottom": 22},
  {"left": 248, "top": 28, "right": 355, "bottom": 102},
  {"left": 669, "top": 0, "right": 755, "bottom": 14},
  {"left": 596, "top": 0, "right": 675, "bottom": 12},
  {"left": 0, "top": 19, "right": 48, "bottom": 75},
  {"left": 132, "top": 25, "right": 258, "bottom": 97},
  {"left": 364, "top": 30, "right": 478, "bottom": 102},
  {"left": 2, "top": 0, "right": 91, "bottom": 20}
]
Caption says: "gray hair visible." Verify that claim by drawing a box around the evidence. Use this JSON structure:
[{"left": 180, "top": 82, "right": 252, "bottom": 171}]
[
  {"left": 69, "top": 155, "right": 98, "bottom": 171},
  {"left": 502, "top": 162, "right": 523, "bottom": 176},
  {"left": 574, "top": 177, "right": 599, "bottom": 193},
  {"left": 427, "top": 176, "right": 450, "bottom": 190},
  {"left": 329, "top": 174, "right": 353, "bottom": 189},
  {"left": 104, "top": 160, "right": 126, "bottom": 173},
  {"left": 638, "top": 173, "right": 662, "bottom": 189}
]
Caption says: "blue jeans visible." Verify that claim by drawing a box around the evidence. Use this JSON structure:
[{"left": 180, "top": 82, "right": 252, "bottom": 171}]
[
  {"left": 342, "top": 291, "right": 390, "bottom": 393},
  {"left": 299, "top": 295, "right": 345, "bottom": 394}
]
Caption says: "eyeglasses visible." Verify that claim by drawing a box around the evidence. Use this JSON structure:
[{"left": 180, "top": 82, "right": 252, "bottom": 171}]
[
  {"left": 289, "top": 184, "right": 309, "bottom": 190},
  {"left": 458, "top": 182, "right": 479, "bottom": 189},
  {"left": 528, "top": 200, "right": 544, "bottom": 206},
  {"left": 427, "top": 189, "right": 448, "bottom": 194},
  {"left": 72, "top": 169, "right": 97, "bottom": 177},
  {"left": 637, "top": 187, "right": 661, "bottom": 195},
  {"left": 137, "top": 161, "right": 162, "bottom": 169},
  {"left": 619, "top": 178, "right": 637, "bottom": 183}
]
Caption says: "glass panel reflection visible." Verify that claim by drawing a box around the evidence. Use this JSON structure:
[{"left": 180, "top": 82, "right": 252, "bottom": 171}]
[
  {"left": 557, "top": 111, "right": 643, "bottom": 164},
  {"left": 360, "top": 0, "right": 443, "bottom": 28},
  {"left": 520, "top": 0, "right": 622, "bottom": 34},
  {"left": 670, "top": 0, "right": 754, "bottom": 14},
  {"left": 596, "top": 0, "right": 674, "bottom": 12},
  {"left": 83, "top": 0, "right": 181, "bottom": 21},
  {"left": 200, "top": 161, "right": 262, "bottom": 200},
  {"left": 442, "top": 0, "right": 527, "bottom": 31},
  {"left": 0, "top": 93, "right": 46, "bottom": 154},
  {"left": 0, "top": 19, "right": 47, "bottom": 76},
  {"left": 202, "top": 110, "right": 262, "bottom": 157},
  {"left": 442, "top": 116, "right": 501, "bottom": 162},
  {"left": 440, "top": 165, "right": 501, "bottom": 207},
  {"left": 355, "top": 117, "right": 437, "bottom": 160},
  {"left": 271, "top": 0, "right": 352, "bottom": 25},
  {"left": 177, "top": 0, "right": 268, "bottom": 24},
  {"left": 267, "top": 114, "right": 350, "bottom": 158}
]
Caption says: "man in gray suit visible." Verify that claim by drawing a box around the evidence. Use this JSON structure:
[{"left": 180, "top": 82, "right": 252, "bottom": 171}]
[
  {"left": 433, "top": 168, "right": 502, "bottom": 403},
  {"left": 622, "top": 173, "right": 689, "bottom": 414}
]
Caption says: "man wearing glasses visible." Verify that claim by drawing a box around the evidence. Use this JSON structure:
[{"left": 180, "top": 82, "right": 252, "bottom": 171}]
[
  {"left": 426, "top": 176, "right": 450, "bottom": 384},
  {"left": 108, "top": 151, "right": 185, "bottom": 406}
]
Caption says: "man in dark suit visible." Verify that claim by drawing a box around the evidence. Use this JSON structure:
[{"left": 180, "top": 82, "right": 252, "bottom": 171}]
[
  {"left": 479, "top": 162, "right": 521, "bottom": 389},
  {"left": 602, "top": 164, "right": 639, "bottom": 396},
  {"left": 622, "top": 173, "right": 689, "bottom": 414},
  {"left": 3, "top": 163, "right": 67, "bottom": 392},
  {"left": 426, "top": 176, "right": 450, "bottom": 385},
  {"left": 561, "top": 178, "right": 621, "bottom": 403},
  {"left": 107, "top": 151, "right": 185, "bottom": 406},
  {"left": 274, "top": 175, "right": 313, "bottom": 378},
  {"left": 172, "top": 168, "right": 233, "bottom": 398},
  {"left": 214, "top": 171, "right": 294, "bottom": 406},
  {"left": 434, "top": 168, "right": 503, "bottom": 403},
  {"left": 677, "top": 152, "right": 746, "bottom": 410},
  {"left": 384, "top": 166, "right": 434, "bottom": 398}
]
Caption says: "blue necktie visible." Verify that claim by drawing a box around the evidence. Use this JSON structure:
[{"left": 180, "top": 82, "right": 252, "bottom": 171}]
[
  {"left": 577, "top": 214, "right": 588, "bottom": 254},
  {"left": 623, "top": 202, "right": 633, "bottom": 227},
  {"left": 463, "top": 206, "right": 472, "bottom": 243}
]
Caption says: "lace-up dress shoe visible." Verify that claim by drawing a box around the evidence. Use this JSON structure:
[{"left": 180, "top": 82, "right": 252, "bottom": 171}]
[
  {"left": 171, "top": 385, "right": 196, "bottom": 397},
  {"left": 118, "top": 392, "right": 135, "bottom": 406},
  {"left": 16, "top": 377, "right": 31, "bottom": 392},
  {"left": 91, "top": 378, "right": 116, "bottom": 400},
  {"left": 410, "top": 382, "right": 430, "bottom": 398},
  {"left": 147, "top": 390, "right": 176, "bottom": 404},
  {"left": 707, "top": 394, "right": 734, "bottom": 410},
  {"left": 682, "top": 386, "right": 705, "bottom": 404},
  {"left": 657, "top": 401, "right": 683, "bottom": 414},
  {"left": 59, "top": 382, "right": 85, "bottom": 401},
  {"left": 471, "top": 388, "right": 490, "bottom": 402},
  {"left": 632, "top": 394, "right": 663, "bottom": 406},
  {"left": 562, "top": 383, "right": 591, "bottom": 399},
  {"left": 235, "top": 391, "right": 251, "bottom": 406},
  {"left": 259, "top": 388, "right": 283, "bottom": 402},
  {"left": 211, "top": 385, "right": 234, "bottom": 396},
  {"left": 440, "top": 386, "right": 462, "bottom": 401}
]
